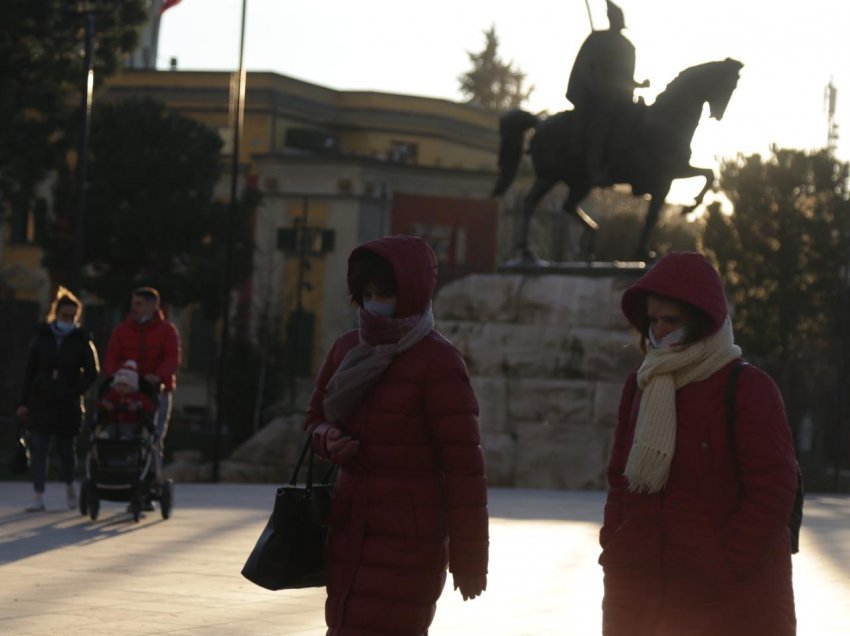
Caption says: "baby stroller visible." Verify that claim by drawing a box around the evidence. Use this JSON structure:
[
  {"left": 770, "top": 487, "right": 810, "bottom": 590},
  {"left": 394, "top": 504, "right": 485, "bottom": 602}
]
[{"left": 79, "top": 377, "right": 174, "bottom": 522}]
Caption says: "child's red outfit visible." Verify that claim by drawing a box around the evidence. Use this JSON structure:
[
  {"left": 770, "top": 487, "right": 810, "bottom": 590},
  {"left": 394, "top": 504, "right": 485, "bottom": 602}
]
[{"left": 98, "top": 389, "right": 155, "bottom": 439}]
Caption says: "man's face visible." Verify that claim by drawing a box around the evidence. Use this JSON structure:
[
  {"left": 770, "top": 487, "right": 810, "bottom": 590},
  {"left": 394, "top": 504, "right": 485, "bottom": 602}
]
[{"left": 130, "top": 295, "right": 156, "bottom": 321}]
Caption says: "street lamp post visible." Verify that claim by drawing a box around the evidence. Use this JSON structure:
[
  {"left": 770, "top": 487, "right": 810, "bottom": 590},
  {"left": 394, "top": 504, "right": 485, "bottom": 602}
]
[
  {"left": 71, "top": 7, "right": 96, "bottom": 295},
  {"left": 212, "top": 0, "right": 248, "bottom": 483}
]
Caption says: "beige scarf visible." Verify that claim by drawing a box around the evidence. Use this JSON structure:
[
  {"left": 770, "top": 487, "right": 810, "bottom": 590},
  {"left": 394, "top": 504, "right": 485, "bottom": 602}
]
[{"left": 624, "top": 317, "right": 742, "bottom": 493}]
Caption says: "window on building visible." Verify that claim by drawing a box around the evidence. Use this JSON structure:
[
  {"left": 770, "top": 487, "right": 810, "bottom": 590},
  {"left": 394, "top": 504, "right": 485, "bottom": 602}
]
[{"left": 388, "top": 141, "right": 418, "bottom": 164}]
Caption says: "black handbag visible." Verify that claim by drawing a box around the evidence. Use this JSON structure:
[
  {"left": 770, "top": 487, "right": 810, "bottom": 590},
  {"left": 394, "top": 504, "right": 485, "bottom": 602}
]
[
  {"left": 241, "top": 432, "right": 334, "bottom": 590},
  {"left": 8, "top": 429, "right": 29, "bottom": 475}
]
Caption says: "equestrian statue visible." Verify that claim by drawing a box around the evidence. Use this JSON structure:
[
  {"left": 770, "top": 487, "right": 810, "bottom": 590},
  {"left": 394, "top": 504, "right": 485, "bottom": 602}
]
[{"left": 493, "top": 0, "right": 743, "bottom": 261}]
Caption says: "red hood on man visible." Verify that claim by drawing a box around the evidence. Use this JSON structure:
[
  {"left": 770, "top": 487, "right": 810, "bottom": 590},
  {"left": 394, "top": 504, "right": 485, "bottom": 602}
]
[
  {"left": 348, "top": 235, "right": 437, "bottom": 318},
  {"left": 621, "top": 251, "right": 728, "bottom": 335}
]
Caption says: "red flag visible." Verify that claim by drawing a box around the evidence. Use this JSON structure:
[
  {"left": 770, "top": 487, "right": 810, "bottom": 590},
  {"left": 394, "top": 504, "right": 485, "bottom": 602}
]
[{"left": 160, "top": 0, "right": 183, "bottom": 15}]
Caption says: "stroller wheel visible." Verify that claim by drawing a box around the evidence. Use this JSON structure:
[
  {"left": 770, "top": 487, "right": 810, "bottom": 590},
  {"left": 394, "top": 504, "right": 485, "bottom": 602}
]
[
  {"left": 160, "top": 480, "right": 174, "bottom": 520},
  {"left": 79, "top": 478, "right": 89, "bottom": 516}
]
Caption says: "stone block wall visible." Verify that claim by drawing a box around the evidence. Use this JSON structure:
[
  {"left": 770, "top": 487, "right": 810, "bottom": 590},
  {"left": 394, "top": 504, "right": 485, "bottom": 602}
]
[{"left": 434, "top": 270, "right": 644, "bottom": 490}]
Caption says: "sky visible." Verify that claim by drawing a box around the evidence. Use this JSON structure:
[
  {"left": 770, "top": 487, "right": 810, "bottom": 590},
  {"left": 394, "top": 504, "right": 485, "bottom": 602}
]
[{"left": 156, "top": 0, "right": 850, "bottom": 205}]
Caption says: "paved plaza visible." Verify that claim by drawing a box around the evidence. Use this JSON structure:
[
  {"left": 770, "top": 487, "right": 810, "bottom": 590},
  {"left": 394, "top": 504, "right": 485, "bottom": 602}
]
[{"left": 1, "top": 482, "right": 848, "bottom": 635}]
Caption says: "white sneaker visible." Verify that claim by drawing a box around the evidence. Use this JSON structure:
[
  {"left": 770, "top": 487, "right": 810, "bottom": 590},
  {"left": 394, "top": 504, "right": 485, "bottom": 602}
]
[
  {"left": 66, "top": 484, "right": 78, "bottom": 510},
  {"left": 25, "top": 493, "right": 45, "bottom": 512}
]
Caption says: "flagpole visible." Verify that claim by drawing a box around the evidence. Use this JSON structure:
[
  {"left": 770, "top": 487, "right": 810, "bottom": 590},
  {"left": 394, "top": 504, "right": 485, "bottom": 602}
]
[{"left": 212, "top": 0, "right": 248, "bottom": 483}]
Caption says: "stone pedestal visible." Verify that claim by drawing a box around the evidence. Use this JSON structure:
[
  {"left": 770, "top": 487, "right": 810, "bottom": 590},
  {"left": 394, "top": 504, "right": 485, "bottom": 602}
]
[{"left": 434, "top": 264, "right": 644, "bottom": 489}]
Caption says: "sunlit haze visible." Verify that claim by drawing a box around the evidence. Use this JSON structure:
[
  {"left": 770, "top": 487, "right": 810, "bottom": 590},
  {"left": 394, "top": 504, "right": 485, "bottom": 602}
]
[{"left": 156, "top": 0, "right": 850, "bottom": 204}]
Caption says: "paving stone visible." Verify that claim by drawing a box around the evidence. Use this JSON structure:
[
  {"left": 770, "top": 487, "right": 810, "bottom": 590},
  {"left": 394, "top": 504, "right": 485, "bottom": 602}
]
[{"left": 0, "top": 483, "right": 847, "bottom": 635}]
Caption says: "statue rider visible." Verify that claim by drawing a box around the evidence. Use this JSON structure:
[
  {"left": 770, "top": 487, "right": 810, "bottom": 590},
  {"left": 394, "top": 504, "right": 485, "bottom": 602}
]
[{"left": 566, "top": 0, "right": 648, "bottom": 186}]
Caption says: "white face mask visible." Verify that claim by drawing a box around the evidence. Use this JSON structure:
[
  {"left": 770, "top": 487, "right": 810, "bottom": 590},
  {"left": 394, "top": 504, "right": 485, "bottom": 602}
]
[
  {"left": 648, "top": 326, "right": 686, "bottom": 350},
  {"left": 364, "top": 299, "right": 396, "bottom": 318}
]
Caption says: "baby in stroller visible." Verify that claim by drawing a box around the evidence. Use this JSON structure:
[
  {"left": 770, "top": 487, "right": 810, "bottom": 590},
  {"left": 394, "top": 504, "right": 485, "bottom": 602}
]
[
  {"left": 96, "top": 361, "right": 155, "bottom": 440},
  {"left": 80, "top": 360, "right": 173, "bottom": 521}
]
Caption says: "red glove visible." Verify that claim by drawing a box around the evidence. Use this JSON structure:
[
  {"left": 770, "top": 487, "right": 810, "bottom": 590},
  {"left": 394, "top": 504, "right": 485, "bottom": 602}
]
[{"left": 312, "top": 423, "right": 360, "bottom": 466}]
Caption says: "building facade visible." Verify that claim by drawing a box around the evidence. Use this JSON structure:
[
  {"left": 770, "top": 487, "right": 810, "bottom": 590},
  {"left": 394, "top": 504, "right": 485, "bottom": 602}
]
[{"left": 103, "top": 69, "right": 502, "bottom": 378}]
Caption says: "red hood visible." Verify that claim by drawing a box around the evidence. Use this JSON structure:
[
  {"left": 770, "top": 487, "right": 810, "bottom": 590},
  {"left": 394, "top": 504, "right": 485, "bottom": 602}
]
[
  {"left": 348, "top": 235, "right": 437, "bottom": 318},
  {"left": 621, "top": 252, "right": 728, "bottom": 335}
]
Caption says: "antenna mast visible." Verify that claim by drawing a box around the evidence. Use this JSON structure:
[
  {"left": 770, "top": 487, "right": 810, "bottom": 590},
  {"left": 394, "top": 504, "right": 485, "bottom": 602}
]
[{"left": 825, "top": 78, "right": 839, "bottom": 153}]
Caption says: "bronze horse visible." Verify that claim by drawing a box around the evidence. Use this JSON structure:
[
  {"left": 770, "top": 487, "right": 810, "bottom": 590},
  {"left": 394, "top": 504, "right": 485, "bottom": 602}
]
[{"left": 493, "top": 58, "right": 743, "bottom": 260}]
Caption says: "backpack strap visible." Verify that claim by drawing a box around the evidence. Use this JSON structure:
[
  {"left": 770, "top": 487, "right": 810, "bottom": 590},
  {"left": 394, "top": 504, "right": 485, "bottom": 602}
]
[{"left": 725, "top": 358, "right": 748, "bottom": 468}]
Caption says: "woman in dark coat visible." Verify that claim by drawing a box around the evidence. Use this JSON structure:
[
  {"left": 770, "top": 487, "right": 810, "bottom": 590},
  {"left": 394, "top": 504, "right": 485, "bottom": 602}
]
[
  {"left": 307, "top": 235, "right": 489, "bottom": 636},
  {"left": 600, "top": 252, "right": 798, "bottom": 635},
  {"left": 16, "top": 288, "right": 99, "bottom": 512}
]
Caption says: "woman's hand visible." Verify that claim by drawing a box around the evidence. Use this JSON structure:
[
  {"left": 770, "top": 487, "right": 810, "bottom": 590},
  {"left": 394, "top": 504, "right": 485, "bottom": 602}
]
[
  {"left": 452, "top": 573, "right": 487, "bottom": 601},
  {"left": 15, "top": 405, "right": 28, "bottom": 420},
  {"left": 312, "top": 423, "right": 360, "bottom": 465},
  {"left": 325, "top": 426, "right": 359, "bottom": 459}
]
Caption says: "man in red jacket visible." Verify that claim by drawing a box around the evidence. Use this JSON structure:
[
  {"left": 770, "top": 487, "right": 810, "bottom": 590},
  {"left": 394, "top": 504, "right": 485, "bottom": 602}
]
[{"left": 104, "top": 287, "right": 181, "bottom": 492}]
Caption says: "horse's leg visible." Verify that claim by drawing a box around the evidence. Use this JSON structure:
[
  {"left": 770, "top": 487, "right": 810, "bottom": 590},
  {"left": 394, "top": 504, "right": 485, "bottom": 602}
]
[
  {"left": 517, "top": 177, "right": 557, "bottom": 262},
  {"left": 635, "top": 182, "right": 672, "bottom": 261},
  {"left": 561, "top": 185, "right": 598, "bottom": 230},
  {"left": 674, "top": 165, "right": 716, "bottom": 215},
  {"left": 561, "top": 185, "right": 598, "bottom": 260}
]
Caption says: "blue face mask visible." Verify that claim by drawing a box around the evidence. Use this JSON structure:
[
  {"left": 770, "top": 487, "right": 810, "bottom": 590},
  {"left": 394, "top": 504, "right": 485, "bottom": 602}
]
[
  {"left": 53, "top": 320, "right": 75, "bottom": 334},
  {"left": 364, "top": 299, "right": 396, "bottom": 318}
]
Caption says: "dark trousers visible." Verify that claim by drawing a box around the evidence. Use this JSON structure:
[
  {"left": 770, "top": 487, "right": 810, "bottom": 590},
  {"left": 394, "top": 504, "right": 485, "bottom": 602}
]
[{"left": 28, "top": 430, "right": 76, "bottom": 492}]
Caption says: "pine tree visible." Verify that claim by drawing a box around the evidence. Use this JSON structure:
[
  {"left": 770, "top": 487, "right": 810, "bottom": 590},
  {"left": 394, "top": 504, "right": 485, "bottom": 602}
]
[
  {"left": 702, "top": 147, "right": 850, "bottom": 481},
  {"left": 458, "top": 26, "right": 534, "bottom": 111}
]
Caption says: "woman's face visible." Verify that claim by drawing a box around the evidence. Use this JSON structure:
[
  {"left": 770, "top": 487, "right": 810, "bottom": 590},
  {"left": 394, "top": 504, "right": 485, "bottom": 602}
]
[
  {"left": 360, "top": 282, "right": 397, "bottom": 317},
  {"left": 57, "top": 304, "right": 78, "bottom": 323},
  {"left": 646, "top": 296, "right": 684, "bottom": 341},
  {"left": 361, "top": 283, "right": 396, "bottom": 305}
]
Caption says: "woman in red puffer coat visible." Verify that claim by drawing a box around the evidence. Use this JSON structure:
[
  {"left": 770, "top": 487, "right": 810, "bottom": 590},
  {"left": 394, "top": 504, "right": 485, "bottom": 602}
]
[
  {"left": 600, "top": 251, "right": 798, "bottom": 636},
  {"left": 306, "top": 235, "right": 489, "bottom": 636}
]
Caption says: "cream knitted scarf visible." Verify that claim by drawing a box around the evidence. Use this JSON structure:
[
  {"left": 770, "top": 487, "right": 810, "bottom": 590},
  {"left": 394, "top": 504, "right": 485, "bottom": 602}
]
[{"left": 624, "top": 317, "right": 742, "bottom": 493}]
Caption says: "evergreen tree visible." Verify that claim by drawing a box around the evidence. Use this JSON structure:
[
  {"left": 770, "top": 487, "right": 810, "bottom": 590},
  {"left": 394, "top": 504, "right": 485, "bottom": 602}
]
[
  {"left": 43, "top": 97, "right": 256, "bottom": 316},
  {"left": 701, "top": 148, "right": 850, "bottom": 482},
  {"left": 458, "top": 26, "right": 534, "bottom": 111},
  {"left": 0, "top": 0, "right": 147, "bottom": 213}
]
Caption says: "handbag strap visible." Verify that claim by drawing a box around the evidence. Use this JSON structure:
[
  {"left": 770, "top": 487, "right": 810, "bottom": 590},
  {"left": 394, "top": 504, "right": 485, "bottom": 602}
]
[{"left": 289, "top": 432, "right": 316, "bottom": 488}]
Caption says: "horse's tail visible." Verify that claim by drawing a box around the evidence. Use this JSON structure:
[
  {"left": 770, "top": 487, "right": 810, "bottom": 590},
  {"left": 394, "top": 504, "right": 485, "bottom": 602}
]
[{"left": 492, "top": 109, "right": 539, "bottom": 197}]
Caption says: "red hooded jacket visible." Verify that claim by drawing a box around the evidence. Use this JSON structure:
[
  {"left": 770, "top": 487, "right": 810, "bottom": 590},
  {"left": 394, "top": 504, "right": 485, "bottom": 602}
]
[
  {"left": 306, "top": 235, "right": 489, "bottom": 636},
  {"left": 104, "top": 310, "right": 181, "bottom": 392},
  {"left": 601, "top": 252, "right": 798, "bottom": 635}
]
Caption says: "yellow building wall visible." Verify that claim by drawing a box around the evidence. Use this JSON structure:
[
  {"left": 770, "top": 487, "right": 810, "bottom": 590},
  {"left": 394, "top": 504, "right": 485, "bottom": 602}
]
[
  {"left": 105, "top": 70, "right": 498, "bottom": 173},
  {"left": 338, "top": 131, "right": 494, "bottom": 169},
  {"left": 1, "top": 244, "right": 49, "bottom": 303}
]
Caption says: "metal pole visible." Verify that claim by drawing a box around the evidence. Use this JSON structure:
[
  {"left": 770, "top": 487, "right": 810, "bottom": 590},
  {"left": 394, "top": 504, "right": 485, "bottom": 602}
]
[
  {"left": 583, "top": 0, "right": 595, "bottom": 31},
  {"left": 836, "top": 216, "right": 850, "bottom": 489},
  {"left": 212, "top": 0, "right": 248, "bottom": 483},
  {"left": 71, "top": 10, "right": 95, "bottom": 294},
  {"left": 296, "top": 198, "right": 309, "bottom": 313}
]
